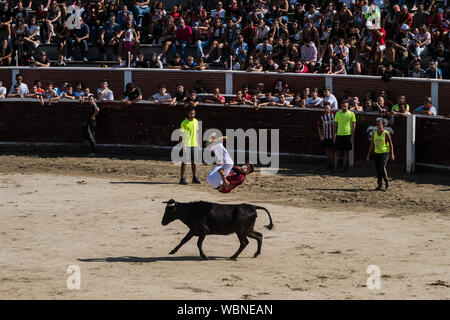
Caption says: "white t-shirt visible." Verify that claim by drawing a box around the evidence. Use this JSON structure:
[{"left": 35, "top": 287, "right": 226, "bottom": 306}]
[
  {"left": 152, "top": 92, "right": 172, "bottom": 102},
  {"left": 255, "top": 43, "right": 272, "bottom": 54},
  {"left": 323, "top": 94, "right": 338, "bottom": 110},
  {"left": 305, "top": 11, "right": 321, "bottom": 28},
  {"left": 98, "top": 88, "right": 114, "bottom": 101},
  {"left": 256, "top": 25, "right": 270, "bottom": 39},
  {"left": 0, "top": 86, "right": 6, "bottom": 97},
  {"left": 211, "top": 9, "right": 226, "bottom": 20},
  {"left": 305, "top": 97, "right": 323, "bottom": 107},
  {"left": 10, "top": 83, "right": 29, "bottom": 95}
]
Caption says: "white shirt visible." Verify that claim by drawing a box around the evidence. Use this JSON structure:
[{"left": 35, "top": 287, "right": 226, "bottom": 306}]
[
  {"left": 255, "top": 43, "right": 272, "bottom": 54},
  {"left": 0, "top": 86, "right": 6, "bottom": 97},
  {"left": 323, "top": 94, "right": 338, "bottom": 110},
  {"left": 97, "top": 88, "right": 114, "bottom": 101},
  {"left": 152, "top": 92, "right": 172, "bottom": 102},
  {"left": 211, "top": 9, "right": 226, "bottom": 20},
  {"left": 305, "top": 97, "right": 323, "bottom": 107},
  {"left": 10, "top": 83, "right": 29, "bottom": 95}
]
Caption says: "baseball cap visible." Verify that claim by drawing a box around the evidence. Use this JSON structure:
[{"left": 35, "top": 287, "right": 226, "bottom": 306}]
[
  {"left": 401, "top": 24, "right": 410, "bottom": 31},
  {"left": 425, "top": 97, "right": 432, "bottom": 103},
  {"left": 366, "top": 21, "right": 372, "bottom": 28}
]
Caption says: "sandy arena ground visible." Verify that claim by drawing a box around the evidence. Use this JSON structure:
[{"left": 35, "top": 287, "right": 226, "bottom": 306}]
[{"left": 0, "top": 154, "right": 449, "bottom": 299}]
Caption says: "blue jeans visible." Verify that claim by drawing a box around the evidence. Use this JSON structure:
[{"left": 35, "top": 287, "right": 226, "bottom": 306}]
[
  {"left": 172, "top": 40, "right": 187, "bottom": 60},
  {"left": 197, "top": 39, "right": 210, "bottom": 58},
  {"left": 69, "top": 38, "right": 88, "bottom": 57},
  {"left": 134, "top": 5, "right": 150, "bottom": 26}
]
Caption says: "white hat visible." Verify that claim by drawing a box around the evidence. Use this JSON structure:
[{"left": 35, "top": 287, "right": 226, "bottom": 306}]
[
  {"left": 366, "top": 21, "right": 372, "bottom": 28},
  {"left": 401, "top": 24, "right": 410, "bottom": 31}
]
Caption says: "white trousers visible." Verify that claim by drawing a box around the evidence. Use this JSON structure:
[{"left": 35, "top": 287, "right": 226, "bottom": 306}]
[{"left": 207, "top": 142, "right": 234, "bottom": 189}]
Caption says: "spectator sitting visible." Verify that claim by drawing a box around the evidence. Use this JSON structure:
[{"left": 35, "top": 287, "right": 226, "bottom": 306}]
[
  {"left": 122, "top": 82, "right": 143, "bottom": 105},
  {"left": 292, "top": 59, "right": 309, "bottom": 73},
  {"left": 0, "top": 80, "right": 6, "bottom": 98},
  {"left": 32, "top": 51, "right": 50, "bottom": 67},
  {"left": 205, "top": 87, "right": 226, "bottom": 104},
  {"left": 204, "top": 18, "right": 225, "bottom": 64},
  {"left": 184, "top": 90, "right": 199, "bottom": 108},
  {"left": 301, "top": 40, "right": 318, "bottom": 69},
  {"left": 52, "top": 54, "right": 66, "bottom": 67},
  {"left": 0, "top": 40, "right": 12, "bottom": 66},
  {"left": 167, "top": 53, "right": 182, "bottom": 69},
  {"left": 151, "top": 85, "right": 172, "bottom": 104},
  {"left": 99, "top": 15, "right": 122, "bottom": 61},
  {"left": 305, "top": 88, "right": 323, "bottom": 108},
  {"left": 43, "top": 82, "right": 60, "bottom": 106},
  {"left": 170, "top": 84, "right": 187, "bottom": 106},
  {"left": 97, "top": 80, "right": 114, "bottom": 101},
  {"left": 414, "top": 97, "right": 437, "bottom": 116},
  {"left": 68, "top": 17, "right": 90, "bottom": 62},
  {"left": 173, "top": 19, "right": 192, "bottom": 63},
  {"left": 148, "top": 52, "right": 163, "bottom": 69},
  {"left": 257, "top": 91, "right": 275, "bottom": 108},
  {"left": 114, "top": 56, "right": 127, "bottom": 68},
  {"left": 226, "top": 90, "right": 253, "bottom": 106},
  {"left": 291, "top": 94, "right": 305, "bottom": 108},
  {"left": 134, "top": 53, "right": 147, "bottom": 68},
  {"left": 182, "top": 55, "right": 197, "bottom": 69},
  {"left": 196, "top": 57, "right": 208, "bottom": 70},
  {"left": 7, "top": 85, "right": 25, "bottom": 98},
  {"left": 62, "top": 84, "right": 76, "bottom": 100}
]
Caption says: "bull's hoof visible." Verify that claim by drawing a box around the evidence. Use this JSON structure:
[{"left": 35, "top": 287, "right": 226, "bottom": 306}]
[
  {"left": 228, "top": 256, "right": 237, "bottom": 261},
  {"left": 169, "top": 250, "right": 176, "bottom": 255},
  {"left": 253, "top": 253, "right": 260, "bottom": 258}
]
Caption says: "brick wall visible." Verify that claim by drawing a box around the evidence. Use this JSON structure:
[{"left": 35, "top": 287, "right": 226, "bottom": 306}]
[{"left": 0, "top": 100, "right": 422, "bottom": 166}]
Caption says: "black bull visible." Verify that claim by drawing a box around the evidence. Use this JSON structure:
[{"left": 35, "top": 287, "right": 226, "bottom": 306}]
[{"left": 161, "top": 199, "right": 274, "bottom": 260}]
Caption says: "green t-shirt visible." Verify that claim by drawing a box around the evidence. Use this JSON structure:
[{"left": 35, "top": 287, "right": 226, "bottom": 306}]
[
  {"left": 334, "top": 110, "right": 356, "bottom": 136},
  {"left": 391, "top": 104, "right": 410, "bottom": 112},
  {"left": 180, "top": 118, "right": 199, "bottom": 147}
]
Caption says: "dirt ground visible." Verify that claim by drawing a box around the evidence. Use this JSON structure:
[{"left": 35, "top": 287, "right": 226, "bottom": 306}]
[{"left": 0, "top": 154, "right": 449, "bottom": 299}]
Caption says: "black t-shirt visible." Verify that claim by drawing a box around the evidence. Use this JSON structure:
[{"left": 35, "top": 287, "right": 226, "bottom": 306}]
[
  {"left": 124, "top": 87, "right": 142, "bottom": 101},
  {"left": 88, "top": 102, "right": 99, "bottom": 120},
  {"left": 432, "top": 49, "right": 450, "bottom": 65},
  {"left": 0, "top": 10, "right": 11, "bottom": 30},
  {"left": 11, "top": 8, "right": 28, "bottom": 21},
  {"left": 169, "top": 59, "right": 181, "bottom": 68},
  {"left": 135, "top": 60, "right": 148, "bottom": 68},
  {"left": 394, "top": 32, "right": 412, "bottom": 49},
  {"left": 174, "top": 90, "right": 187, "bottom": 102}
]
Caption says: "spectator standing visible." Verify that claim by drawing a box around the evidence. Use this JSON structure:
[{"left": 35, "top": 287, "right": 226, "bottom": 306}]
[
  {"left": 333, "top": 100, "right": 356, "bottom": 173},
  {"left": 97, "top": 80, "right": 114, "bottom": 101},
  {"left": 305, "top": 88, "right": 323, "bottom": 107},
  {"left": 366, "top": 119, "right": 395, "bottom": 190},
  {"left": 122, "top": 82, "right": 143, "bottom": 105},
  {"left": 9, "top": 74, "right": 28, "bottom": 95},
  {"left": 0, "top": 80, "right": 6, "bottom": 98},
  {"left": 170, "top": 84, "right": 187, "bottom": 106},
  {"left": 99, "top": 16, "right": 122, "bottom": 61},
  {"left": 84, "top": 95, "right": 100, "bottom": 157},
  {"left": 8, "top": 85, "right": 24, "bottom": 98},
  {"left": 414, "top": 97, "right": 437, "bottom": 116},
  {"left": 322, "top": 87, "right": 338, "bottom": 110},
  {"left": 32, "top": 50, "right": 50, "bottom": 67},
  {"left": 43, "top": 82, "right": 60, "bottom": 106},
  {"left": 179, "top": 107, "right": 201, "bottom": 185},
  {"left": 184, "top": 90, "right": 200, "bottom": 108},
  {"left": 425, "top": 60, "right": 443, "bottom": 79},
  {"left": 151, "top": 85, "right": 172, "bottom": 104},
  {"left": 317, "top": 102, "right": 335, "bottom": 170}
]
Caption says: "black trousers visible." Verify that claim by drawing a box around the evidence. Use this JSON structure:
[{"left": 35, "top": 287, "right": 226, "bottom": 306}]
[
  {"left": 374, "top": 152, "right": 389, "bottom": 185},
  {"left": 84, "top": 120, "right": 97, "bottom": 152}
]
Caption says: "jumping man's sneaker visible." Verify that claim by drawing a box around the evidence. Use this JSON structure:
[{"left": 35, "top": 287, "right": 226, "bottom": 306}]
[
  {"left": 192, "top": 177, "right": 201, "bottom": 184},
  {"left": 179, "top": 177, "right": 188, "bottom": 185}
]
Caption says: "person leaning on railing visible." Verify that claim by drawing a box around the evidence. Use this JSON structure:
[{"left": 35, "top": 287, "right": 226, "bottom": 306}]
[{"left": 122, "top": 82, "right": 143, "bottom": 105}]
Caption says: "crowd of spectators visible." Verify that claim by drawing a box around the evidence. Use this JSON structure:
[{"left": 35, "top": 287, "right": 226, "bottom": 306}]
[
  {"left": 0, "top": 0, "right": 448, "bottom": 79},
  {"left": 0, "top": 73, "right": 440, "bottom": 116}
]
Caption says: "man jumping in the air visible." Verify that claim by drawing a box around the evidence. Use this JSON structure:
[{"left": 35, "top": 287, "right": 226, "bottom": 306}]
[{"left": 206, "top": 134, "right": 254, "bottom": 194}]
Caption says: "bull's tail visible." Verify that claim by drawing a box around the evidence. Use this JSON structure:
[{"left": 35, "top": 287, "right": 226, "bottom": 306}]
[{"left": 253, "top": 206, "right": 274, "bottom": 230}]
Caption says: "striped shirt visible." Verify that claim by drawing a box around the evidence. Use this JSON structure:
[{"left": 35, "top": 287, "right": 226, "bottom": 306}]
[{"left": 317, "top": 113, "right": 335, "bottom": 140}]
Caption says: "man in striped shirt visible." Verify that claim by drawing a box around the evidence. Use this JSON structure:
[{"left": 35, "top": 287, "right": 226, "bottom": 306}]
[{"left": 317, "top": 102, "right": 335, "bottom": 170}]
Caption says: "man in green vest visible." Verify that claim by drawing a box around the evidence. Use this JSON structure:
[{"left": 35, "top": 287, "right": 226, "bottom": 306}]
[
  {"left": 333, "top": 100, "right": 356, "bottom": 173},
  {"left": 179, "top": 107, "right": 201, "bottom": 185}
]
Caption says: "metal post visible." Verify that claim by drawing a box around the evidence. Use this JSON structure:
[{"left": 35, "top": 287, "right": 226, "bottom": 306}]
[
  {"left": 15, "top": 50, "right": 18, "bottom": 67},
  {"left": 230, "top": 55, "right": 232, "bottom": 70},
  {"left": 329, "top": 58, "right": 333, "bottom": 73},
  {"left": 127, "top": 51, "right": 131, "bottom": 68},
  {"left": 406, "top": 114, "right": 416, "bottom": 173}
]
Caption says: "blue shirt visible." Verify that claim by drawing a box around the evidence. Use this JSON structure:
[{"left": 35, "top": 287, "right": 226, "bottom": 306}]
[
  {"left": 73, "top": 23, "right": 89, "bottom": 38},
  {"left": 415, "top": 105, "right": 437, "bottom": 116},
  {"left": 232, "top": 41, "right": 248, "bottom": 61},
  {"left": 103, "top": 22, "right": 121, "bottom": 39}
]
